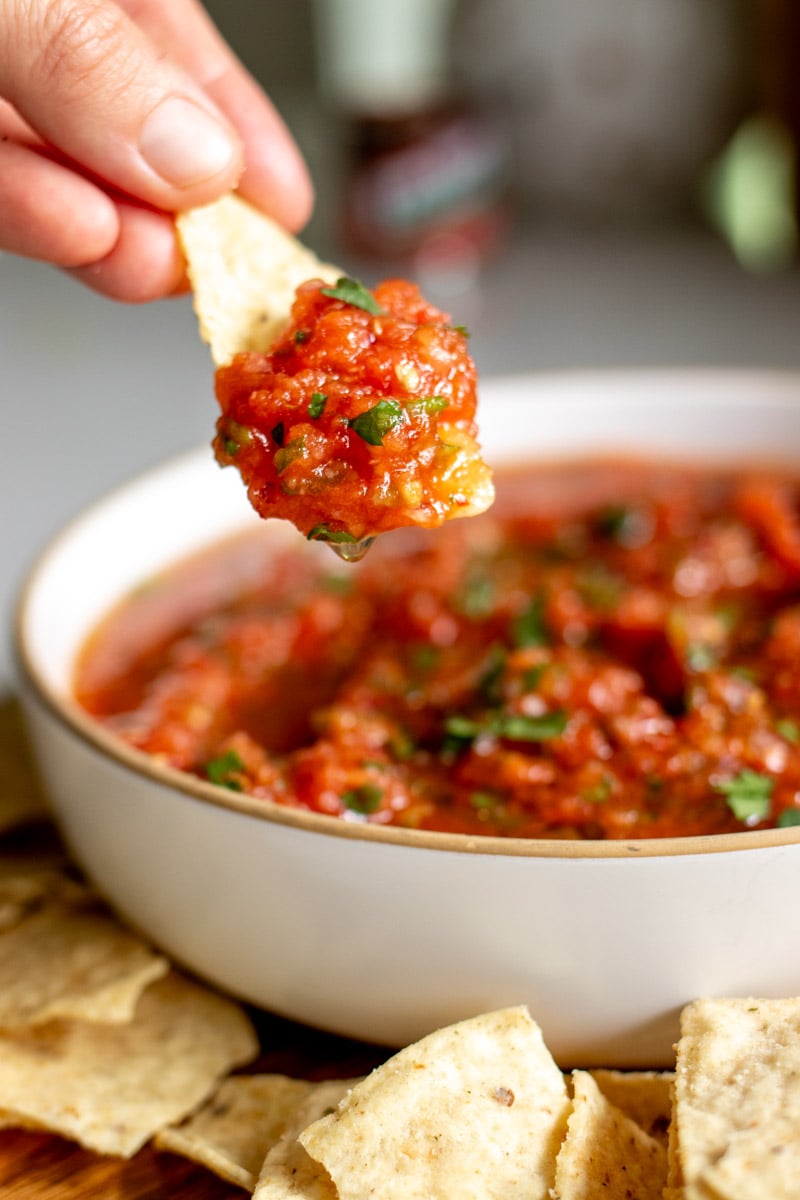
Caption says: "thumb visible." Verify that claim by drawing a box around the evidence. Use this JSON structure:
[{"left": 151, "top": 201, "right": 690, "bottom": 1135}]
[{"left": 1, "top": 0, "right": 244, "bottom": 211}]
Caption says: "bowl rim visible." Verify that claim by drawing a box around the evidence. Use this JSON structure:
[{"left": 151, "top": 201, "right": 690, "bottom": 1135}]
[{"left": 15, "top": 366, "right": 800, "bottom": 862}]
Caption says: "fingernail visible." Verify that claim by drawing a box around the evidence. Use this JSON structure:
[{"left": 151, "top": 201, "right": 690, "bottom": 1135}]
[{"left": 139, "top": 96, "right": 239, "bottom": 188}]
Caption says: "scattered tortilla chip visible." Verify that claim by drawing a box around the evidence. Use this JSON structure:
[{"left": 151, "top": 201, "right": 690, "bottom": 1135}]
[
  {"left": 588, "top": 1069, "right": 673, "bottom": 1144},
  {"left": 299, "top": 1006, "right": 570, "bottom": 1200},
  {"left": 0, "top": 970, "right": 257, "bottom": 1156},
  {"left": 552, "top": 1070, "right": 667, "bottom": 1200},
  {"left": 674, "top": 997, "right": 800, "bottom": 1200},
  {"left": 0, "top": 866, "right": 95, "bottom": 933},
  {"left": 0, "top": 697, "right": 48, "bottom": 832},
  {"left": 156, "top": 1073, "right": 314, "bottom": 1190},
  {"left": 254, "top": 1078, "right": 359, "bottom": 1200},
  {"left": 0, "top": 905, "right": 169, "bottom": 1027},
  {"left": 177, "top": 194, "right": 339, "bottom": 368}
]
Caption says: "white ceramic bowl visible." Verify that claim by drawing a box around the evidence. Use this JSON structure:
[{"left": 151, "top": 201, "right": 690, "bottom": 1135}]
[{"left": 15, "top": 369, "right": 800, "bottom": 1067}]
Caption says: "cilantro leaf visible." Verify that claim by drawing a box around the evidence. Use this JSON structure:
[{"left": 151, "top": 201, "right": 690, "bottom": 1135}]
[
  {"left": 341, "top": 784, "right": 383, "bottom": 815},
  {"left": 444, "top": 709, "right": 567, "bottom": 745},
  {"left": 714, "top": 769, "right": 773, "bottom": 822},
  {"left": 205, "top": 750, "right": 245, "bottom": 791},
  {"left": 307, "top": 525, "right": 358, "bottom": 545},
  {"left": 512, "top": 595, "right": 549, "bottom": 648},
  {"left": 321, "top": 277, "right": 385, "bottom": 315},
  {"left": 409, "top": 395, "right": 448, "bottom": 414},
  {"left": 349, "top": 399, "right": 405, "bottom": 446},
  {"left": 777, "top": 718, "right": 800, "bottom": 745},
  {"left": 219, "top": 420, "right": 252, "bottom": 457},
  {"left": 309, "top": 392, "right": 328, "bottom": 419},
  {"left": 274, "top": 436, "right": 306, "bottom": 474}
]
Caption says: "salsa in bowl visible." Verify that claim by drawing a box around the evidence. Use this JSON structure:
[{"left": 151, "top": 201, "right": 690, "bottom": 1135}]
[
  {"left": 74, "top": 455, "right": 800, "bottom": 842},
  {"left": 16, "top": 370, "right": 800, "bottom": 1065}
]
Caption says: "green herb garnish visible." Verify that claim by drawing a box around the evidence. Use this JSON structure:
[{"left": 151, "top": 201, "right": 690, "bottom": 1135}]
[
  {"left": 455, "top": 574, "right": 495, "bottom": 620},
  {"left": 686, "top": 643, "right": 717, "bottom": 672},
  {"left": 294, "top": 329, "right": 310, "bottom": 343},
  {"left": 714, "top": 769, "right": 773, "bottom": 823},
  {"left": 309, "top": 392, "right": 328, "bottom": 419},
  {"left": 523, "top": 663, "right": 547, "bottom": 691},
  {"left": 577, "top": 566, "right": 624, "bottom": 612},
  {"left": 274, "top": 436, "right": 306, "bottom": 474},
  {"left": 595, "top": 505, "right": 632, "bottom": 541},
  {"left": 582, "top": 775, "right": 613, "bottom": 804},
  {"left": 410, "top": 644, "right": 440, "bottom": 673},
  {"left": 389, "top": 729, "right": 417, "bottom": 761},
  {"left": 219, "top": 420, "right": 252, "bottom": 457},
  {"left": 307, "top": 525, "right": 358, "bottom": 545},
  {"left": 321, "top": 277, "right": 386, "bottom": 315},
  {"left": 512, "top": 595, "right": 549, "bottom": 648},
  {"left": 341, "top": 784, "right": 383, "bottom": 815},
  {"left": 477, "top": 645, "right": 506, "bottom": 704},
  {"left": 444, "top": 709, "right": 567, "bottom": 745},
  {"left": 348, "top": 399, "right": 405, "bottom": 446},
  {"left": 777, "top": 718, "right": 800, "bottom": 744},
  {"left": 778, "top": 809, "right": 800, "bottom": 828},
  {"left": 469, "top": 791, "right": 500, "bottom": 810},
  {"left": 409, "top": 395, "right": 448, "bottom": 414},
  {"left": 205, "top": 750, "right": 245, "bottom": 791}
]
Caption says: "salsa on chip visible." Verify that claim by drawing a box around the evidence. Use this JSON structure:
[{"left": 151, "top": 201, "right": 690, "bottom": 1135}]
[{"left": 177, "top": 195, "right": 493, "bottom": 556}]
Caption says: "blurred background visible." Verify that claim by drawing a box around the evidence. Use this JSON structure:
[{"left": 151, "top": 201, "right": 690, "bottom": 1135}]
[{"left": 3, "top": 0, "right": 800, "bottom": 689}]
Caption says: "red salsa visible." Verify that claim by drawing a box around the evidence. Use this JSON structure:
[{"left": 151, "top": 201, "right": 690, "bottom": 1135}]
[
  {"left": 213, "top": 277, "right": 493, "bottom": 551},
  {"left": 75, "top": 459, "right": 800, "bottom": 840}
]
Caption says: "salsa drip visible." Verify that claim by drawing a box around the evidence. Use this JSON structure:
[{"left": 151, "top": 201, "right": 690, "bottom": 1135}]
[
  {"left": 75, "top": 460, "right": 800, "bottom": 840},
  {"left": 213, "top": 277, "right": 493, "bottom": 547}
]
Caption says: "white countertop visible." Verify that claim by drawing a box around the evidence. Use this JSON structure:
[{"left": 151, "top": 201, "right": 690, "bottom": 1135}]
[{"left": 4, "top": 216, "right": 800, "bottom": 692}]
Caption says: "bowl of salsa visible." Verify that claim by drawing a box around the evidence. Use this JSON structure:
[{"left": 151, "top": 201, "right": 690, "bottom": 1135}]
[{"left": 15, "top": 368, "right": 800, "bottom": 1065}]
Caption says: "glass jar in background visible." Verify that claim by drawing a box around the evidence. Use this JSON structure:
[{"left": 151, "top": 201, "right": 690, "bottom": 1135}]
[{"left": 312, "top": 0, "right": 513, "bottom": 302}]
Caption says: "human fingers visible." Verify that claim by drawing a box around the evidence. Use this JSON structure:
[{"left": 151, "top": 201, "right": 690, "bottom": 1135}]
[
  {"left": 0, "top": 134, "right": 120, "bottom": 266},
  {"left": 1, "top": 0, "right": 244, "bottom": 214},
  {"left": 0, "top": 106, "right": 183, "bottom": 296},
  {"left": 115, "top": 0, "right": 314, "bottom": 231},
  {"left": 65, "top": 201, "right": 188, "bottom": 302}
]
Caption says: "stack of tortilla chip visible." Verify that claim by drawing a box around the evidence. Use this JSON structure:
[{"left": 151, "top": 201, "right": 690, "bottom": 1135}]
[
  {"left": 0, "top": 851, "right": 258, "bottom": 1157},
  {"left": 0, "top": 694, "right": 260, "bottom": 1158},
  {"left": 156, "top": 1006, "right": 669, "bottom": 1199},
  {"left": 670, "top": 996, "right": 800, "bottom": 1199}
]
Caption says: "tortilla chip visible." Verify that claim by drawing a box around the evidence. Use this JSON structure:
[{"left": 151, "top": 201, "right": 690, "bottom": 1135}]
[
  {"left": 299, "top": 1006, "right": 570, "bottom": 1200},
  {"left": 0, "top": 905, "right": 169, "bottom": 1027},
  {"left": 553, "top": 1070, "right": 667, "bottom": 1200},
  {"left": 0, "top": 697, "right": 49, "bottom": 833},
  {"left": 674, "top": 997, "right": 800, "bottom": 1200},
  {"left": 697, "top": 1116, "right": 800, "bottom": 1199},
  {"left": 156, "top": 1073, "right": 314, "bottom": 1190},
  {"left": 254, "top": 1078, "right": 359, "bottom": 1200},
  {"left": 0, "top": 866, "right": 95, "bottom": 933},
  {"left": 588, "top": 1069, "right": 673, "bottom": 1144},
  {"left": 177, "top": 194, "right": 339, "bottom": 368},
  {"left": 0, "top": 970, "right": 258, "bottom": 1156}
]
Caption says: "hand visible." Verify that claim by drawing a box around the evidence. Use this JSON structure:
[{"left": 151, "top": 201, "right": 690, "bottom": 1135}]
[{"left": 0, "top": 0, "right": 314, "bottom": 301}]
